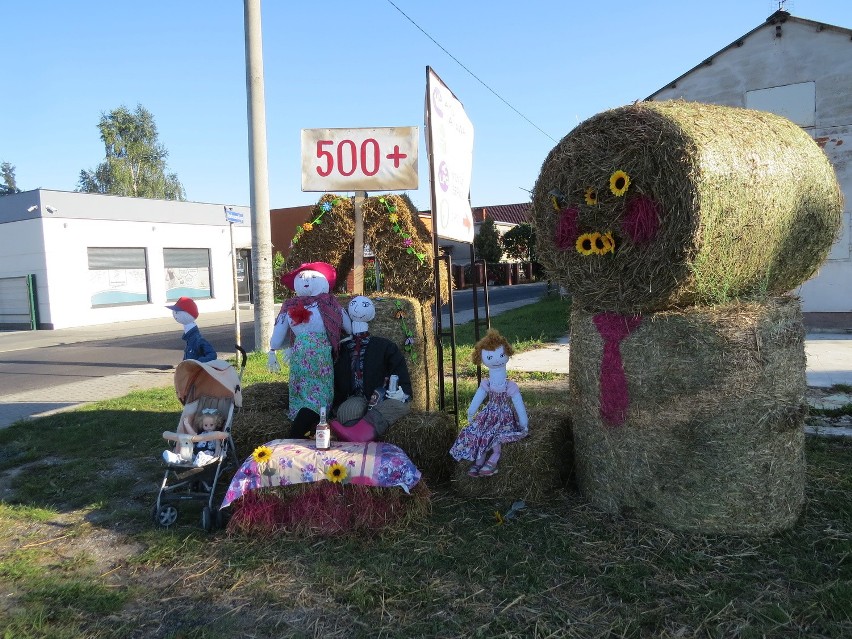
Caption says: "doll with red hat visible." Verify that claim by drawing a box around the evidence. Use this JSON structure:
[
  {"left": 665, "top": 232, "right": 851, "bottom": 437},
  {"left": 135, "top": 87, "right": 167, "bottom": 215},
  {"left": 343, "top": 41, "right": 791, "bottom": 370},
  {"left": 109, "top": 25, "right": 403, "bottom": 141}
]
[
  {"left": 166, "top": 296, "right": 218, "bottom": 363},
  {"left": 268, "top": 262, "right": 352, "bottom": 438}
]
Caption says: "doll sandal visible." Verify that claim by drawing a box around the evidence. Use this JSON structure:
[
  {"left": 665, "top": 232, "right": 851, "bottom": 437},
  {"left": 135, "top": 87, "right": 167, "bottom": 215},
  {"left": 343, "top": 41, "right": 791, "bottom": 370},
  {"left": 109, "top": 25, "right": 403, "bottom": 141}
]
[
  {"left": 477, "top": 461, "right": 499, "bottom": 477},
  {"left": 467, "top": 464, "right": 482, "bottom": 477}
]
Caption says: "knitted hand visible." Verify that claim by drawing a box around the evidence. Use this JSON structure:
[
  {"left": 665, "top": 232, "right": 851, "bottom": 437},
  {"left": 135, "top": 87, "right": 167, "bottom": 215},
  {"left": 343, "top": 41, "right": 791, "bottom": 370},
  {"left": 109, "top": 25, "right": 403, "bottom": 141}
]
[
  {"left": 386, "top": 388, "right": 407, "bottom": 402},
  {"left": 282, "top": 347, "right": 292, "bottom": 363},
  {"left": 267, "top": 350, "right": 281, "bottom": 373}
]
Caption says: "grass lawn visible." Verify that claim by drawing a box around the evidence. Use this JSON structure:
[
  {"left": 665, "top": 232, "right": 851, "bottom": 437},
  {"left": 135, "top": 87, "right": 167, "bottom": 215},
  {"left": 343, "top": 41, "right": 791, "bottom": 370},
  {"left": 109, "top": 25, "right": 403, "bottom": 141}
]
[{"left": 0, "top": 296, "right": 850, "bottom": 638}]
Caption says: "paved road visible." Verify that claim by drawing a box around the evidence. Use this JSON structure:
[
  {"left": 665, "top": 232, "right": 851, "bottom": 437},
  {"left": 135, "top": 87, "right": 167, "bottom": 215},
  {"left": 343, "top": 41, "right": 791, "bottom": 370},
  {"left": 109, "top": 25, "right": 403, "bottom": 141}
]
[{"left": 0, "top": 283, "right": 547, "bottom": 398}]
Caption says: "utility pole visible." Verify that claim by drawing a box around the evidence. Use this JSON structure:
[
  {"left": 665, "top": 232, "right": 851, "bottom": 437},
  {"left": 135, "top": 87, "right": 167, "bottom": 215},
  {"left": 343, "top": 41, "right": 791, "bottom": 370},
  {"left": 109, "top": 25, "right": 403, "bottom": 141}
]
[{"left": 243, "top": 0, "right": 274, "bottom": 352}]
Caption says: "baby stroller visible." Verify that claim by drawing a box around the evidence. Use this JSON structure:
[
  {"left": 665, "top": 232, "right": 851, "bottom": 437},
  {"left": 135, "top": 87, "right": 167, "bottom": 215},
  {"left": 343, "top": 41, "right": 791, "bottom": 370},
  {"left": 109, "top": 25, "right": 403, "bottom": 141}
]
[{"left": 153, "top": 347, "right": 246, "bottom": 531}]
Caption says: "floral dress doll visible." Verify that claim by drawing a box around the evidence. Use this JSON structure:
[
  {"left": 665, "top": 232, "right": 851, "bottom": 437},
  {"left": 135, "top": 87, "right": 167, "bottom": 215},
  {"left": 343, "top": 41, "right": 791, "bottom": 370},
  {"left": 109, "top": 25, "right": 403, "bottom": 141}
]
[
  {"left": 449, "top": 329, "right": 529, "bottom": 477},
  {"left": 267, "top": 262, "right": 351, "bottom": 438}
]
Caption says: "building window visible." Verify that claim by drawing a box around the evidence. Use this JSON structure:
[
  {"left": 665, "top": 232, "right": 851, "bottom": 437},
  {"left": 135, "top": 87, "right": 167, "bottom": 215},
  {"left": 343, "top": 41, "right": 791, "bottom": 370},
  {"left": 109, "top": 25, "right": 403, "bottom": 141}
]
[
  {"left": 87, "top": 247, "right": 150, "bottom": 307},
  {"left": 164, "top": 248, "right": 212, "bottom": 301}
]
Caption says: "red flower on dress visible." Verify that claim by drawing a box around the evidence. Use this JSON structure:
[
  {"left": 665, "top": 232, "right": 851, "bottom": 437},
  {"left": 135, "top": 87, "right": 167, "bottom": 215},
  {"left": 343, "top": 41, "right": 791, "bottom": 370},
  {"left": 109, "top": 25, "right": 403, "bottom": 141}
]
[{"left": 288, "top": 303, "right": 313, "bottom": 325}]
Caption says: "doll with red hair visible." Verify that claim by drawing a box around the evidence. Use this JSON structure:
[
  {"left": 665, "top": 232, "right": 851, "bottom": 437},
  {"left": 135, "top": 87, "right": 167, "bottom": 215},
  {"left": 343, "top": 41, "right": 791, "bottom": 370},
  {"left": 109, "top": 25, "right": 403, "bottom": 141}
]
[{"left": 449, "top": 329, "right": 529, "bottom": 477}]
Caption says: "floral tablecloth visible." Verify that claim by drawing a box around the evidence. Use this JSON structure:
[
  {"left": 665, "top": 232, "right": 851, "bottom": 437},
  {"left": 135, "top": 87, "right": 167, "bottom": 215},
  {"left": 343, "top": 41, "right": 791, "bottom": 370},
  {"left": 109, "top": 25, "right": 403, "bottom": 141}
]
[{"left": 221, "top": 439, "right": 421, "bottom": 509}]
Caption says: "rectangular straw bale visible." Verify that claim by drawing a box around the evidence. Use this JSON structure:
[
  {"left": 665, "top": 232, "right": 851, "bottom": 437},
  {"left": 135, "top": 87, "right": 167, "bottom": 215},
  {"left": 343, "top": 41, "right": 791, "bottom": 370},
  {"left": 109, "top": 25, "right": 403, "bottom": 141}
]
[
  {"left": 366, "top": 295, "right": 437, "bottom": 411},
  {"left": 451, "top": 409, "right": 572, "bottom": 503},
  {"left": 382, "top": 411, "right": 457, "bottom": 484},
  {"left": 569, "top": 296, "right": 806, "bottom": 535}
]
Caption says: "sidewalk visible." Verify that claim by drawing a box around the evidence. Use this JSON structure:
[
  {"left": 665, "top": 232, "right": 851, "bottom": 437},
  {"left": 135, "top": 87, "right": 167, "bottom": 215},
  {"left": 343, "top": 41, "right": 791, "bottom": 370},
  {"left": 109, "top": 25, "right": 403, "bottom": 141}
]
[{"left": 2, "top": 304, "right": 852, "bottom": 429}]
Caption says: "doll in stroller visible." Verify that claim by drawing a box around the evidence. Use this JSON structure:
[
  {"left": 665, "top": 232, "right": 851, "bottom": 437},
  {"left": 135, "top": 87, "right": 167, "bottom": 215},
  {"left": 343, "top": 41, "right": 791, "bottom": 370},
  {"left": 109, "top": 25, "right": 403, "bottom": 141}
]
[{"left": 153, "top": 348, "right": 245, "bottom": 531}]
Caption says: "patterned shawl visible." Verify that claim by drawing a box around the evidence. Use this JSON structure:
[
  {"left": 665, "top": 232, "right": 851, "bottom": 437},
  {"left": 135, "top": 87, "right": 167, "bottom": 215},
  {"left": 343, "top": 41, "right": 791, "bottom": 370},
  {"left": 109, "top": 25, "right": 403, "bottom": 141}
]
[{"left": 277, "top": 293, "right": 345, "bottom": 358}]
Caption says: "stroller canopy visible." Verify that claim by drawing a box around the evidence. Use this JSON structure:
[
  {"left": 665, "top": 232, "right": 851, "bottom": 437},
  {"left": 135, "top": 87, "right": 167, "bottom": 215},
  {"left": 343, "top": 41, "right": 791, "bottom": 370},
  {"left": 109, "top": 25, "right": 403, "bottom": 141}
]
[{"left": 174, "top": 359, "right": 243, "bottom": 408}]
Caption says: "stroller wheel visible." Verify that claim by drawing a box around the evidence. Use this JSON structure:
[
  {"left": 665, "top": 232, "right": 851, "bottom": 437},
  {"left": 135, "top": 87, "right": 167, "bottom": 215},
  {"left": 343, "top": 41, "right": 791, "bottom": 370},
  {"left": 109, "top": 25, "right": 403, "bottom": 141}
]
[
  {"left": 201, "top": 506, "right": 214, "bottom": 532},
  {"left": 216, "top": 508, "right": 230, "bottom": 530},
  {"left": 153, "top": 504, "right": 179, "bottom": 528}
]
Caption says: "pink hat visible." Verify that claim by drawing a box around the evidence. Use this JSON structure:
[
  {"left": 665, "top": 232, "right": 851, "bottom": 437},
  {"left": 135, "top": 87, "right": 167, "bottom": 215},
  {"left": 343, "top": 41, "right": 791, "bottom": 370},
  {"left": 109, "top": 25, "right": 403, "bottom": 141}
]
[
  {"left": 281, "top": 262, "right": 337, "bottom": 291},
  {"left": 166, "top": 296, "right": 199, "bottom": 319}
]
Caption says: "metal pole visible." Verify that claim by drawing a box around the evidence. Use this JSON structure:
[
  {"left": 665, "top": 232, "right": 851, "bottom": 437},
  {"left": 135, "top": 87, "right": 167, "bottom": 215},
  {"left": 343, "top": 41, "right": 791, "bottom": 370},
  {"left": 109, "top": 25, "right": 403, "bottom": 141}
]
[
  {"left": 229, "top": 221, "right": 241, "bottom": 353},
  {"left": 244, "top": 0, "right": 274, "bottom": 353},
  {"left": 353, "top": 191, "right": 366, "bottom": 295}
]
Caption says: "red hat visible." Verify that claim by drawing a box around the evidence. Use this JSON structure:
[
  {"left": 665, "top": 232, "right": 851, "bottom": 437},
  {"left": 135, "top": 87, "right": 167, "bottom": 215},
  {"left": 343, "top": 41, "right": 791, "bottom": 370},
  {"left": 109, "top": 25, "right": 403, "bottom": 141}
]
[
  {"left": 166, "top": 296, "right": 199, "bottom": 319},
  {"left": 281, "top": 262, "right": 337, "bottom": 291}
]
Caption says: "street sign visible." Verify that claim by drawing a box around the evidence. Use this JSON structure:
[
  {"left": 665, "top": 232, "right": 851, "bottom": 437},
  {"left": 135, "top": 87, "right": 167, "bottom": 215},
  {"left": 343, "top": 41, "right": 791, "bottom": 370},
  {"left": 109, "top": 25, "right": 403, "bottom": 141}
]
[
  {"left": 224, "top": 207, "right": 244, "bottom": 224},
  {"left": 301, "top": 127, "right": 419, "bottom": 192}
]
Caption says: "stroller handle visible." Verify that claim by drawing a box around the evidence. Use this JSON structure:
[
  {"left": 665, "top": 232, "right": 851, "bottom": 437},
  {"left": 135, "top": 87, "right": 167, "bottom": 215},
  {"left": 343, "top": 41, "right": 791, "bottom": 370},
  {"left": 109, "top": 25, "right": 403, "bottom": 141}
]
[{"left": 235, "top": 344, "right": 247, "bottom": 371}]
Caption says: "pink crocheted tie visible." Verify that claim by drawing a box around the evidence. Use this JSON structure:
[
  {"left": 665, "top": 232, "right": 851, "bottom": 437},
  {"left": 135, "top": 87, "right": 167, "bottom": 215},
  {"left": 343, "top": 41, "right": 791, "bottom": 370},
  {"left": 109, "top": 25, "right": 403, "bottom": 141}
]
[{"left": 592, "top": 313, "right": 642, "bottom": 426}]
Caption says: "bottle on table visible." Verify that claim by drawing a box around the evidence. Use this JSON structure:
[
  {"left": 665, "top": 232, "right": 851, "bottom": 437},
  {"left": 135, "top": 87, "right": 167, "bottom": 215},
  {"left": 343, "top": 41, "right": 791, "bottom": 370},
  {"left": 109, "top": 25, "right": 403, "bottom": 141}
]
[{"left": 316, "top": 406, "right": 330, "bottom": 450}]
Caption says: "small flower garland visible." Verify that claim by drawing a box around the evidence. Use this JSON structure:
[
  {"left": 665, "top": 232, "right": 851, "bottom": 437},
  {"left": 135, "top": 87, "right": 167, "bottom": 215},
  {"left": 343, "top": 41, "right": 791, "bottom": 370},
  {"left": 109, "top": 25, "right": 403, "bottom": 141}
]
[
  {"left": 290, "top": 197, "right": 342, "bottom": 247},
  {"left": 394, "top": 300, "right": 418, "bottom": 362},
  {"left": 380, "top": 197, "right": 426, "bottom": 265}
]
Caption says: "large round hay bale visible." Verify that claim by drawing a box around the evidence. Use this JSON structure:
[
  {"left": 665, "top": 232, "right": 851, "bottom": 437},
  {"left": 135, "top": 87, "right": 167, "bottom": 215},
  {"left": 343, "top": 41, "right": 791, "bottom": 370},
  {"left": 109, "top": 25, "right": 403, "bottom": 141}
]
[
  {"left": 451, "top": 409, "right": 573, "bottom": 503},
  {"left": 368, "top": 295, "right": 437, "bottom": 412},
  {"left": 532, "top": 101, "right": 844, "bottom": 312},
  {"left": 569, "top": 296, "right": 806, "bottom": 534}
]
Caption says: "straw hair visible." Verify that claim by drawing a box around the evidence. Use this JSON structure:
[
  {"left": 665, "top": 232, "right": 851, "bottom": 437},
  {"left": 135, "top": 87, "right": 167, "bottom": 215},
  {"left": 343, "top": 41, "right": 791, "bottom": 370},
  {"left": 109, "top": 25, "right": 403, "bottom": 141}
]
[
  {"left": 568, "top": 296, "right": 806, "bottom": 535},
  {"left": 284, "top": 192, "right": 449, "bottom": 303},
  {"left": 532, "top": 100, "right": 844, "bottom": 312}
]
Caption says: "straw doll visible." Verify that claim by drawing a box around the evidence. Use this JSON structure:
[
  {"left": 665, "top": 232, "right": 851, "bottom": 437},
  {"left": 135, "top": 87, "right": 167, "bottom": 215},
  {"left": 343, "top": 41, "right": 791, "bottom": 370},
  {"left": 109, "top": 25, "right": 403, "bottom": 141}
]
[
  {"left": 450, "top": 329, "right": 529, "bottom": 477},
  {"left": 268, "top": 262, "right": 351, "bottom": 438}
]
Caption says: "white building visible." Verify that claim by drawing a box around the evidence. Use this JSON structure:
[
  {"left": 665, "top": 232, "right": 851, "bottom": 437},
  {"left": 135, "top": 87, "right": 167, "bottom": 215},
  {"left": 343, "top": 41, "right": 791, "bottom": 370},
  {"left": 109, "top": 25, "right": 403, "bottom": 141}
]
[
  {"left": 648, "top": 9, "right": 852, "bottom": 316},
  {"left": 0, "top": 189, "right": 252, "bottom": 330}
]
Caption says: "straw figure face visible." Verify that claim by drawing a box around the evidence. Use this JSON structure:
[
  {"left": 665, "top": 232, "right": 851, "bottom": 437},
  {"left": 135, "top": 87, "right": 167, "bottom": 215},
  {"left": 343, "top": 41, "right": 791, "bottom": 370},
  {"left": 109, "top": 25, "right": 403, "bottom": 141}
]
[
  {"left": 293, "top": 269, "right": 330, "bottom": 297},
  {"left": 347, "top": 296, "right": 376, "bottom": 324},
  {"left": 532, "top": 101, "right": 844, "bottom": 313}
]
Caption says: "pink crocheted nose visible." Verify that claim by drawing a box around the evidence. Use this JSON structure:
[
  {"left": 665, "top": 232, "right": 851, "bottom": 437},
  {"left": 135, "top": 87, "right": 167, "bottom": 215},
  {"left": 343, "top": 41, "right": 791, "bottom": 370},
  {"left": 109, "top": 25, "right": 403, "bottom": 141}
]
[
  {"left": 621, "top": 195, "right": 660, "bottom": 245},
  {"left": 555, "top": 207, "right": 579, "bottom": 251}
]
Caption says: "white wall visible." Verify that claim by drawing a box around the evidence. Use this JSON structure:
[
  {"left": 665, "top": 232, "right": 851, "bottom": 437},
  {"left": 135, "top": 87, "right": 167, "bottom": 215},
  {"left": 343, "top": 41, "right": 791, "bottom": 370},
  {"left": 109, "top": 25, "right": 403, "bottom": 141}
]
[
  {"left": 1, "top": 190, "right": 252, "bottom": 329},
  {"left": 649, "top": 18, "right": 852, "bottom": 312}
]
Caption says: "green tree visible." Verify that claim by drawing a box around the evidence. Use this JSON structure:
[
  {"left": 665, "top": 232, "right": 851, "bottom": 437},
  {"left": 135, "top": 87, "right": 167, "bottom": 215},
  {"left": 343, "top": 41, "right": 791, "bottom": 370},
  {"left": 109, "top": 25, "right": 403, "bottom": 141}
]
[
  {"left": 0, "top": 162, "right": 21, "bottom": 195},
  {"left": 474, "top": 217, "right": 503, "bottom": 264},
  {"left": 77, "top": 104, "right": 186, "bottom": 200},
  {"left": 501, "top": 222, "right": 536, "bottom": 262}
]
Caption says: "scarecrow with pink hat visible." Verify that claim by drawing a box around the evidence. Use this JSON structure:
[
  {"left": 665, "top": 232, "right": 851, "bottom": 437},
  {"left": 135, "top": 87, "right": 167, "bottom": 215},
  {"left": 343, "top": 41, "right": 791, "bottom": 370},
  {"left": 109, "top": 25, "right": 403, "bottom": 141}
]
[
  {"left": 268, "top": 262, "right": 352, "bottom": 438},
  {"left": 166, "top": 296, "right": 218, "bottom": 363}
]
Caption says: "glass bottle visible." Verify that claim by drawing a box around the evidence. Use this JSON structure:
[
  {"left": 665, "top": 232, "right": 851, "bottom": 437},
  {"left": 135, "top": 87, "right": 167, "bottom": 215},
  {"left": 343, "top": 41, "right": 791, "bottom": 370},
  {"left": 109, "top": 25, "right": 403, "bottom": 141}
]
[{"left": 316, "top": 406, "right": 330, "bottom": 450}]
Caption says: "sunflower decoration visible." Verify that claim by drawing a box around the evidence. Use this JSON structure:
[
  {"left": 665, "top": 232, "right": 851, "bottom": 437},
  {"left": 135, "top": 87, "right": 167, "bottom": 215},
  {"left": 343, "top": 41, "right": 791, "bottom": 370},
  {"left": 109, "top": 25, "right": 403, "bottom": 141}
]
[
  {"left": 302, "top": 222, "right": 314, "bottom": 232},
  {"left": 548, "top": 188, "right": 567, "bottom": 211},
  {"left": 576, "top": 232, "right": 598, "bottom": 256},
  {"left": 584, "top": 187, "right": 598, "bottom": 206},
  {"left": 326, "top": 462, "right": 348, "bottom": 484},
  {"left": 252, "top": 445, "right": 273, "bottom": 465},
  {"left": 609, "top": 170, "right": 630, "bottom": 197},
  {"left": 600, "top": 231, "right": 615, "bottom": 255}
]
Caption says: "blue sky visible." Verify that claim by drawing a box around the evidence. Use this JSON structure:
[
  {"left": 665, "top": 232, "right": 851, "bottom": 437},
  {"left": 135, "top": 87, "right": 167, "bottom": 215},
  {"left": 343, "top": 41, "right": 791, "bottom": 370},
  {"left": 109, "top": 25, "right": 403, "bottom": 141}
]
[{"left": 2, "top": 1, "right": 848, "bottom": 212}]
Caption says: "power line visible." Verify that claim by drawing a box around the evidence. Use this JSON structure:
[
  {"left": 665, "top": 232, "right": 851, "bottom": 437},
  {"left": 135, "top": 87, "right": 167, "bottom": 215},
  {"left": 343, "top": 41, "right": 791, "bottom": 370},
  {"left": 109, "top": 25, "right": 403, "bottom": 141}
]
[{"left": 384, "top": 0, "right": 557, "bottom": 143}]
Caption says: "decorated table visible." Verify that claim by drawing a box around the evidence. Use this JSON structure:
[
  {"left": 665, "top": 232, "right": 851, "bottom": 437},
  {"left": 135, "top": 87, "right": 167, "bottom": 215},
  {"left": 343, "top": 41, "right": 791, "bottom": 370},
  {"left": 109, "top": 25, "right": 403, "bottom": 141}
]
[{"left": 222, "top": 439, "right": 422, "bottom": 509}]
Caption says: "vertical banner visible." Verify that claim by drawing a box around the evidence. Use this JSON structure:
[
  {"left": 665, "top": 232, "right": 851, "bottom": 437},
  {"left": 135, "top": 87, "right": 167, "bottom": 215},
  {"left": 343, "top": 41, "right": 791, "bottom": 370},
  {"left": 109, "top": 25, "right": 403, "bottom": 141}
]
[{"left": 426, "top": 67, "right": 475, "bottom": 243}]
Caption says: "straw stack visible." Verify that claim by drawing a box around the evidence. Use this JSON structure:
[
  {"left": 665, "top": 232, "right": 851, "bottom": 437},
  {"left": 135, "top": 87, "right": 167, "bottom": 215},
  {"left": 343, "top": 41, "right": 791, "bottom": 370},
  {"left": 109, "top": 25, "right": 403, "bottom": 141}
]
[
  {"left": 451, "top": 409, "right": 573, "bottom": 503},
  {"left": 367, "top": 295, "right": 437, "bottom": 412},
  {"left": 569, "top": 297, "right": 807, "bottom": 534},
  {"left": 531, "top": 100, "right": 843, "bottom": 312}
]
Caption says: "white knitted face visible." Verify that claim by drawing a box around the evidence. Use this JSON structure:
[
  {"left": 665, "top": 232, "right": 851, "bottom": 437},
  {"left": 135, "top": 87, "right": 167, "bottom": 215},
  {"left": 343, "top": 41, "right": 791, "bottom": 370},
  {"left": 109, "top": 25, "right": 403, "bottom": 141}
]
[
  {"left": 348, "top": 296, "right": 376, "bottom": 323},
  {"left": 293, "top": 270, "right": 329, "bottom": 296},
  {"left": 481, "top": 346, "right": 509, "bottom": 368},
  {"left": 172, "top": 310, "right": 195, "bottom": 326}
]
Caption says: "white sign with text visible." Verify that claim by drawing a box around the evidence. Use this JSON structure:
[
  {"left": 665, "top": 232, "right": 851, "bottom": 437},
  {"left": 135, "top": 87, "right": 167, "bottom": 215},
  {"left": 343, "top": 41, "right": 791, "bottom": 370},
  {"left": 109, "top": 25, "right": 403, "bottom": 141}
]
[{"left": 301, "top": 127, "right": 419, "bottom": 192}]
